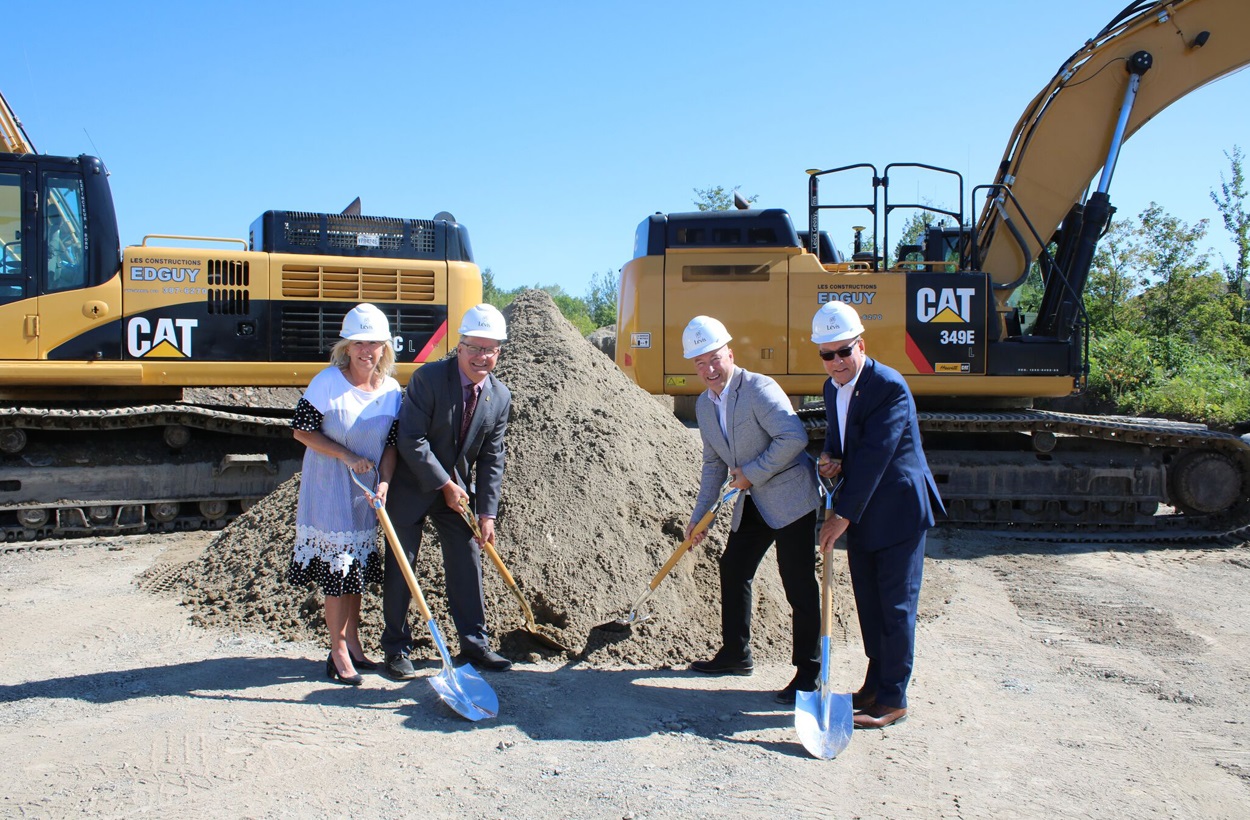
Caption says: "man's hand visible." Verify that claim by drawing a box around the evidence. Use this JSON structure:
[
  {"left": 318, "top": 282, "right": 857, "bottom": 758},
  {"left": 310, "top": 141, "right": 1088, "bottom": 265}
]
[
  {"left": 478, "top": 516, "right": 496, "bottom": 548},
  {"left": 728, "top": 467, "right": 752, "bottom": 490},
  {"left": 441, "top": 480, "right": 469, "bottom": 511},
  {"left": 817, "top": 453, "right": 842, "bottom": 479},
  {"left": 684, "top": 519, "right": 708, "bottom": 548},
  {"left": 819, "top": 514, "right": 849, "bottom": 553}
]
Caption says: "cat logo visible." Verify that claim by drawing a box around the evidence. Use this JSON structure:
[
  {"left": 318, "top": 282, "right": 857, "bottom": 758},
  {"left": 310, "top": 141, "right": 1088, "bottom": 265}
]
[
  {"left": 127, "top": 317, "right": 198, "bottom": 358},
  {"left": 916, "top": 287, "right": 976, "bottom": 324}
]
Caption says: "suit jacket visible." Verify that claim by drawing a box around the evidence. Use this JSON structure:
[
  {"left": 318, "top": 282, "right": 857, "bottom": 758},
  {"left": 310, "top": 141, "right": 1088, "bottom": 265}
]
[
  {"left": 824, "top": 357, "right": 944, "bottom": 551},
  {"left": 388, "top": 356, "right": 511, "bottom": 524},
  {"left": 693, "top": 367, "right": 819, "bottom": 531}
]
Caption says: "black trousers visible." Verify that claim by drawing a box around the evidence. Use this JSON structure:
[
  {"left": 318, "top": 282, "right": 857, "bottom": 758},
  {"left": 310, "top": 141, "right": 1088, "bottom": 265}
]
[
  {"left": 719, "top": 495, "right": 820, "bottom": 673},
  {"left": 380, "top": 504, "right": 490, "bottom": 658}
]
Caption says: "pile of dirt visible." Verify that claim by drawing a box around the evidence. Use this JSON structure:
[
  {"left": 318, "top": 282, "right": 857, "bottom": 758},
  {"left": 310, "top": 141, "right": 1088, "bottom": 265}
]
[{"left": 174, "top": 290, "right": 849, "bottom": 666}]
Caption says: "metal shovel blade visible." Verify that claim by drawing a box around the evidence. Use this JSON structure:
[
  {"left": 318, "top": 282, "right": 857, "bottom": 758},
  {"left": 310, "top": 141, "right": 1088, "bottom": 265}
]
[
  {"left": 796, "top": 686, "right": 853, "bottom": 759},
  {"left": 425, "top": 619, "right": 498, "bottom": 721}
]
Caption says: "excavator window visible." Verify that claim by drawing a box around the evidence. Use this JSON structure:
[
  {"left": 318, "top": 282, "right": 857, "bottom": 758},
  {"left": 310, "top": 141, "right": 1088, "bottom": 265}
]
[
  {"left": 0, "top": 172, "right": 22, "bottom": 304},
  {"left": 43, "top": 176, "right": 85, "bottom": 293}
]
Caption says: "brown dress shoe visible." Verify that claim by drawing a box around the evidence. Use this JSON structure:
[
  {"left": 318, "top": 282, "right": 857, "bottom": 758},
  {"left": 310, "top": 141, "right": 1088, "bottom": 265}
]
[
  {"left": 853, "top": 703, "right": 908, "bottom": 729},
  {"left": 852, "top": 688, "right": 877, "bottom": 711}
]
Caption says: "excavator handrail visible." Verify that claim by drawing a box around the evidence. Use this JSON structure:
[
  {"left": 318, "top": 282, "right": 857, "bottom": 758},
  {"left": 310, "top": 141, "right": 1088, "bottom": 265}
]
[
  {"left": 139, "top": 234, "right": 249, "bottom": 249},
  {"left": 0, "top": 89, "right": 36, "bottom": 155}
]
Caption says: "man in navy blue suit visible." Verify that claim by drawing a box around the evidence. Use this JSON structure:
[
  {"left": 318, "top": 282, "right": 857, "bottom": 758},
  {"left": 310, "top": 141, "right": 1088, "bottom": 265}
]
[{"left": 812, "top": 301, "right": 943, "bottom": 729}]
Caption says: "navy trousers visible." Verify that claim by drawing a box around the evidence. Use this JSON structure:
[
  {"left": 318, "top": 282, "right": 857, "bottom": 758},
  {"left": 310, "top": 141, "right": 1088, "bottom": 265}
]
[{"left": 847, "top": 531, "right": 927, "bottom": 708}]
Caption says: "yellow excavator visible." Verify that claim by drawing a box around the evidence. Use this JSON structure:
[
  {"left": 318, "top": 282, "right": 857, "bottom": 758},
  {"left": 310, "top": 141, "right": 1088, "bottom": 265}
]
[
  {"left": 0, "top": 89, "right": 481, "bottom": 541},
  {"left": 616, "top": 0, "right": 1250, "bottom": 541}
]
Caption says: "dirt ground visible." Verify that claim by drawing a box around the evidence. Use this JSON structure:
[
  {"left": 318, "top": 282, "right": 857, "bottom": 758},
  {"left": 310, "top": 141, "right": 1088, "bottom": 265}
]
[{"left": 2, "top": 526, "right": 1248, "bottom": 819}]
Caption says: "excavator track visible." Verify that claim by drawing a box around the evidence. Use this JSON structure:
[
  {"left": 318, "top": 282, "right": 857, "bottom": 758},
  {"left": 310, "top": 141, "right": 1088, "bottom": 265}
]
[
  {"left": 798, "top": 407, "right": 1250, "bottom": 545},
  {"left": 0, "top": 404, "right": 303, "bottom": 544}
]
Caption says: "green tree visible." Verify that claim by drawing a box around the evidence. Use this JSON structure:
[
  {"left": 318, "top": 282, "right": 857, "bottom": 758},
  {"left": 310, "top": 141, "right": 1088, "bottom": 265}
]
[
  {"left": 585, "top": 269, "right": 618, "bottom": 329},
  {"left": 692, "top": 185, "right": 757, "bottom": 211},
  {"left": 1130, "top": 203, "right": 1211, "bottom": 371},
  {"left": 1210, "top": 145, "right": 1250, "bottom": 323},
  {"left": 1083, "top": 218, "right": 1138, "bottom": 333}
]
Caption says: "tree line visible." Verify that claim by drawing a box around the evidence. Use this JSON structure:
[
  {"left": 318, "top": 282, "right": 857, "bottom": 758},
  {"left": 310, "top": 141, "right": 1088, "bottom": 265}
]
[{"left": 1025, "top": 146, "right": 1250, "bottom": 426}]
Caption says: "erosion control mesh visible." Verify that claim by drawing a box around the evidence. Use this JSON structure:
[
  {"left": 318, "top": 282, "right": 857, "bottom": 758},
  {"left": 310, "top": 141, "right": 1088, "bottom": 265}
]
[{"left": 174, "top": 290, "right": 853, "bottom": 666}]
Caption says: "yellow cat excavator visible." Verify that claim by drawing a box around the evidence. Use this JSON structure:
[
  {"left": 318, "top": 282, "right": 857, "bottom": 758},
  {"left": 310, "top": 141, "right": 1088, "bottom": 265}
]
[
  {"left": 0, "top": 90, "right": 481, "bottom": 541},
  {"left": 616, "top": 0, "right": 1250, "bottom": 541}
]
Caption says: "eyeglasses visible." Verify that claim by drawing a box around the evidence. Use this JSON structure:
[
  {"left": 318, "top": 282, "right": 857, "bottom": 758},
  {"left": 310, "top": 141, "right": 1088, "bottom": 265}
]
[
  {"left": 818, "top": 340, "right": 860, "bottom": 361},
  {"left": 460, "top": 342, "right": 501, "bottom": 358}
]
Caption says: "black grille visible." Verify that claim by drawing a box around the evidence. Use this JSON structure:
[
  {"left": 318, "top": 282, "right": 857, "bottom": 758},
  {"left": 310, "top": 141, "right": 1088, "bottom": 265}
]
[
  {"left": 252, "top": 211, "right": 444, "bottom": 260},
  {"left": 277, "top": 303, "right": 447, "bottom": 360}
]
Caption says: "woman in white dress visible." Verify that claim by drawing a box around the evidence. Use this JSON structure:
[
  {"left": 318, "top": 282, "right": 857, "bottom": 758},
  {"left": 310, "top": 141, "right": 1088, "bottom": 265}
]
[{"left": 289, "top": 304, "right": 401, "bottom": 686}]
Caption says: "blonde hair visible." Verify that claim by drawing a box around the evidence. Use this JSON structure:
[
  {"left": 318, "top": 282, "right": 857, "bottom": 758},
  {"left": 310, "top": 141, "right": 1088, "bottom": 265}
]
[{"left": 330, "top": 337, "right": 396, "bottom": 385}]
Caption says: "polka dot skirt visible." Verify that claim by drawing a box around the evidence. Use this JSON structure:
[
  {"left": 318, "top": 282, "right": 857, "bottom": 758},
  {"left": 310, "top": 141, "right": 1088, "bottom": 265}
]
[{"left": 288, "top": 549, "right": 384, "bottom": 597}]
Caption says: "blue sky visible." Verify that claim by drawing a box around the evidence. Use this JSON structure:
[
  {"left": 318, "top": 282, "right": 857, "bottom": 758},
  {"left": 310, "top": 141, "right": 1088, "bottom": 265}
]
[{"left": 7, "top": 1, "right": 1249, "bottom": 296}]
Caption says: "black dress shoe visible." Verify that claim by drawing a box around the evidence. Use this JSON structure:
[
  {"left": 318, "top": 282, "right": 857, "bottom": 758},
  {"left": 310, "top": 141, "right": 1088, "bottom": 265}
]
[
  {"left": 350, "top": 654, "right": 379, "bottom": 671},
  {"left": 457, "top": 649, "right": 512, "bottom": 671},
  {"left": 774, "top": 672, "right": 819, "bottom": 704},
  {"left": 689, "top": 652, "right": 754, "bottom": 676},
  {"left": 385, "top": 653, "right": 418, "bottom": 680},
  {"left": 326, "top": 653, "right": 363, "bottom": 686}
]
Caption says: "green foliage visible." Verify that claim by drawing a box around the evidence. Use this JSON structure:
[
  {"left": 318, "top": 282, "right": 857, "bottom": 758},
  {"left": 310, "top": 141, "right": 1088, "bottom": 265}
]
[
  {"left": 585, "top": 269, "right": 618, "bottom": 329},
  {"left": 1078, "top": 195, "right": 1250, "bottom": 427},
  {"left": 1085, "top": 328, "right": 1159, "bottom": 403},
  {"left": 1210, "top": 145, "right": 1250, "bottom": 322},
  {"left": 1135, "top": 355, "right": 1250, "bottom": 426},
  {"left": 692, "top": 185, "right": 757, "bottom": 211}
]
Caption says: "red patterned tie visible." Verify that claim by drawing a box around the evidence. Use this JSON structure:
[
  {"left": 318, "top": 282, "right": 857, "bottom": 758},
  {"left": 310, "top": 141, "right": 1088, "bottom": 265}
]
[{"left": 459, "top": 383, "right": 479, "bottom": 444}]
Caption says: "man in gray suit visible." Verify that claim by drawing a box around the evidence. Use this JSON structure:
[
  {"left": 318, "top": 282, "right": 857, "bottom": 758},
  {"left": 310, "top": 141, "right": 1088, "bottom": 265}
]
[
  {"left": 682, "top": 316, "right": 822, "bottom": 704},
  {"left": 382, "top": 304, "right": 513, "bottom": 678}
]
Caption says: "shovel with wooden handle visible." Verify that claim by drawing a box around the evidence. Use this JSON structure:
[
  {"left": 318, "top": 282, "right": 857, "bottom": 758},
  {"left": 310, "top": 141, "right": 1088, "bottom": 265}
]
[
  {"left": 599, "top": 480, "right": 740, "bottom": 632},
  {"left": 796, "top": 476, "right": 852, "bottom": 758},
  {"left": 456, "top": 498, "right": 572, "bottom": 653},
  {"left": 349, "top": 470, "right": 498, "bottom": 721}
]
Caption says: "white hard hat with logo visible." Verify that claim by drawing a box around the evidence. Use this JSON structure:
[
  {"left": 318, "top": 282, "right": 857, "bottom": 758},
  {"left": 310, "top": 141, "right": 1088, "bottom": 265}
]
[
  {"left": 458, "top": 303, "right": 508, "bottom": 341},
  {"left": 682, "top": 315, "right": 733, "bottom": 359},
  {"left": 340, "top": 303, "right": 392, "bottom": 342},
  {"left": 811, "top": 301, "right": 865, "bottom": 345}
]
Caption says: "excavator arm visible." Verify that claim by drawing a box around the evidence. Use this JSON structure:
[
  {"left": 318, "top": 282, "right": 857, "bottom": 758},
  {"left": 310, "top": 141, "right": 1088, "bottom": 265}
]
[{"left": 976, "top": 0, "right": 1250, "bottom": 301}]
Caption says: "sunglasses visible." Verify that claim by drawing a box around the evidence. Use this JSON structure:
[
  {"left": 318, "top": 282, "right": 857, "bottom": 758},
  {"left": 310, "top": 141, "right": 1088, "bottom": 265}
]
[{"left": 818, "top": 340, "right": 860, "bottom": 361}]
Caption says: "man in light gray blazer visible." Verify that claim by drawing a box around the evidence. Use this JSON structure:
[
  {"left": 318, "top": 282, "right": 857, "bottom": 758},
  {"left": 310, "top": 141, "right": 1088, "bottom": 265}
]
[
  {"left": 382, "top": 304, "right": 513, "bottom": 678},
  {"left": 682, "top": 316, "right": 821, "bottom": 704}
]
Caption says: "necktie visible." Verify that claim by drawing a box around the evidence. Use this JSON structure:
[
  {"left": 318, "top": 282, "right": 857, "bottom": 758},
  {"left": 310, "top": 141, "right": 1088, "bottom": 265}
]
[{"left": 460, "top": 383, "right": 479, "bottom": 444}]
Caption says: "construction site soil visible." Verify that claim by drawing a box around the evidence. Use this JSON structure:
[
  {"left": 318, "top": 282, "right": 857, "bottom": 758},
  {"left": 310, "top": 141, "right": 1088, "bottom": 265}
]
[
  {"left": 173, "top": 289, "right": 896, "bottom": 667},
  {"left": 4, "top": 294, "right": 1248, "bottom": 816}
]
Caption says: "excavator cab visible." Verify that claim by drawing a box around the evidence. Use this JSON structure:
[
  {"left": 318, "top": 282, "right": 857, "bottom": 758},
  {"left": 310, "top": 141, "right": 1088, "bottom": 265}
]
[{"left": 0, "top": 153, "right": 122, "bottom": 360}]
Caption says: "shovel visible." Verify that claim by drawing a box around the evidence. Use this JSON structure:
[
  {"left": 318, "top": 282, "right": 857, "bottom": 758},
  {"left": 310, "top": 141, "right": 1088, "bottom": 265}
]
[
  {"left": 456, "top": 498, "right": 572, "bottom": 653},
  {"left": 599, "top": 480, "right": 741, "bottom": 631},
  {"left": 349, "top": 470, "right": 498, "bottom": 722},
  {"left": 796, "top": 479, "right": 853, "bottom": 759}
]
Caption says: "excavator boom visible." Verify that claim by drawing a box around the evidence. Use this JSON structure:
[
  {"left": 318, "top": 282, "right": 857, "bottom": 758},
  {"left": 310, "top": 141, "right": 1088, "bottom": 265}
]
[{"left": 977, "top": 0, "right": 1250, "bottom": 293}]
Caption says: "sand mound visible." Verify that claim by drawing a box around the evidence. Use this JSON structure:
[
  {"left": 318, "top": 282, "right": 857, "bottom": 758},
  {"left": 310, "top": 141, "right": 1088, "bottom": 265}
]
[{"left": 175, "top": 290, "right": 845, "bottom": 666}]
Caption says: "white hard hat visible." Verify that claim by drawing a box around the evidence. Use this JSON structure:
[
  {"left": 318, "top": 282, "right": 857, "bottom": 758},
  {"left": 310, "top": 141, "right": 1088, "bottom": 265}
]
[
  {"left": 458, "top": 303, "right": 507, "bottom": 341},
  {"left": 682, "top": 315, "right": 732, "bottom": 359},
  {"left": 340, "top": 303, "right": 392, "bottom": 342},
  {"left": 811, "top": 301, "right": 865, "bottom": 345}
]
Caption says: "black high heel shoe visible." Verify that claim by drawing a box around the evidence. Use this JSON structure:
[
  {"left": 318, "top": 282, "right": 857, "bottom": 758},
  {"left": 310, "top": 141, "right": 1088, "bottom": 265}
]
[
  {"left": 349, "top": 654, "right": 379, "bottom": 671},
  {"left": 325, "top": 653, "right": 363, "bottom": 686}
]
